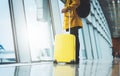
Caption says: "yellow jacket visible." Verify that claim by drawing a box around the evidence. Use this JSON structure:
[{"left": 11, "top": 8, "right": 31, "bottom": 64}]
[{"left": 63, "top": 0, "right": 82, "bottom": 30}]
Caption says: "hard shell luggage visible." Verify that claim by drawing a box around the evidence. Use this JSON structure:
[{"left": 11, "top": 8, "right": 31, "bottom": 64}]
[
  {"left": 54, "top": 11, "right": 76, "bottom": 63},
  {"left": 54, "top": 34, "right": 76, "bottom": 63}
]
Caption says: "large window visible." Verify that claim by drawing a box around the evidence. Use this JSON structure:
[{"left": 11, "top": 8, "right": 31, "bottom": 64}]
[
  {"left": 24, "top": 0, "right": 54, "bottom": 61},
  {"left": 0, "top": 0, "right": 16, "bottom": 63}
]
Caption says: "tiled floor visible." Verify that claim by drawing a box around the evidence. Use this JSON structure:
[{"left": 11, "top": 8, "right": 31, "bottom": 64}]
[{"left": 0, "top": 59, "right": 119, "bottom": 76}]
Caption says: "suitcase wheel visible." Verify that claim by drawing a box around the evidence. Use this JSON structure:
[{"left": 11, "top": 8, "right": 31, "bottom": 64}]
[
  {"left": 54, "top": 60, "right": 58, "bottom": 64},
  {"left": 66, "top": 60, "right": 75, "bottom": 64}
]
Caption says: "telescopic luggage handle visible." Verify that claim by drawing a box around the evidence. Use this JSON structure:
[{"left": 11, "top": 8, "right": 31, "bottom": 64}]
[{"left": 68, "top": 10, "right": 71, "bottom": 34}]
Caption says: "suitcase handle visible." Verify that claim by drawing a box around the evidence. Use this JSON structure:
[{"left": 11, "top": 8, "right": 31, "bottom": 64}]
[{"left": 68, "top": 10, "right": 71, "bottom": 34}]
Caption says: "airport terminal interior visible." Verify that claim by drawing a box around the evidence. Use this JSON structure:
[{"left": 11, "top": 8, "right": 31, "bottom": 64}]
[{"left": 0, "top": 0, "right": 120, "bottom": 76}]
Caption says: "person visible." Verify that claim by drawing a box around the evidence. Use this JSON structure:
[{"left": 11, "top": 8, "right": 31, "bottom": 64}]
[{"left": 61, "top": 0, "right": 82, "bottom": 64}]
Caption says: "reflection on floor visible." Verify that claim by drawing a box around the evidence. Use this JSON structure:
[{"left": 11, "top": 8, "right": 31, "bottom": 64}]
[{"left": 0, "top": 59, "right": 119, "bottom": 76}]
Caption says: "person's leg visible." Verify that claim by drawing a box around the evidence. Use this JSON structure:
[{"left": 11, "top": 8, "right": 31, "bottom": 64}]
[{"left": 70, "top": 27, "right": 80, "bottom": 64}]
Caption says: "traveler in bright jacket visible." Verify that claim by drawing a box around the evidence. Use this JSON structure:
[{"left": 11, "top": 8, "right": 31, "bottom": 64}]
[
  {"left": 61, "top": 0, "right": 82, "bottom": 64},
  {"left": 62, "top": 0, "right": 82, "bottom": 29}
]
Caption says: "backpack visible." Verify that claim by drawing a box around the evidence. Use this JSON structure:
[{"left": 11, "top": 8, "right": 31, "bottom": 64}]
[
  {"left": 61, "top": 0, "right": 91, "bottom": 18},
  {"left": 76, "top": 0, "right": 91, "bottom": 18}
]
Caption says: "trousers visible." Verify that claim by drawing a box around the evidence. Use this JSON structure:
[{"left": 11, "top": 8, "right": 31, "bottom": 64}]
[{"left": 66, "top": 27, "right": 80, "bottom": 63}]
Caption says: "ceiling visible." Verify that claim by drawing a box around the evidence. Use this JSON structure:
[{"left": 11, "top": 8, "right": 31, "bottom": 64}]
[{"left": 98, "top": 0, "right": 120, "bottom": 37}]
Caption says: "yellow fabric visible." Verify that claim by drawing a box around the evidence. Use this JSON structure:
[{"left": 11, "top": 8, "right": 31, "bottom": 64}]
[{"left": 63, "top": 0, "right": 82, "bottom": 29}]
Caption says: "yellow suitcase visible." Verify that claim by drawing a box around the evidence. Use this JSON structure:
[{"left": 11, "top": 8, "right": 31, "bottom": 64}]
[{"left": 54, "top": 34, "right": 76, "bottom": 63}]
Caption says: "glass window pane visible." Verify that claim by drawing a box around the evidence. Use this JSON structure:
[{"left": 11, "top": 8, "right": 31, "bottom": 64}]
[
  {"left": 0, "top": 0, "right": 16, "bottom": 63},
  {"left": 24, "top": 0, "right": 54, "bottom": 61}
]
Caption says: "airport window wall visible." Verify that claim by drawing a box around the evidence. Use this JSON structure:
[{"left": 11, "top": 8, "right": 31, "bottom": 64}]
[
  {"left": 81, "top": 0, "right": 113, "bottom": 60},
  {"left": 11, "top": 0, "right": 54, "bottom": 62},
  {"left": 0, "top": 0, "right": 55, "bottom": 63}
]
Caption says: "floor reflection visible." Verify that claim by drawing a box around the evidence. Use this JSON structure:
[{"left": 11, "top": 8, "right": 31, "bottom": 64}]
[
  {"left": 79, "top": 60, "right": 113, "bottom": 76},
  {"left": 0, "top": 60, "right": 119, "bottom": 76},
  {"left": 54, "top": 64, "right": 79, "bottom": 76}
]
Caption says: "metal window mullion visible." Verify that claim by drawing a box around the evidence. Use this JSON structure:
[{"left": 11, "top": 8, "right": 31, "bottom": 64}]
[{"left": 8, "top": 0, "right": 20, "bottom": 63}]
